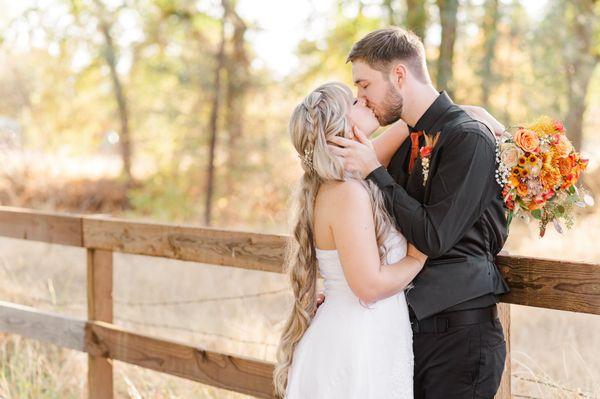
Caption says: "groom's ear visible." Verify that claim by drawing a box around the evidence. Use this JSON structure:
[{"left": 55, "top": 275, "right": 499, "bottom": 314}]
[{"left": 390, "top": 63, "right": 408, "bottom": 87}]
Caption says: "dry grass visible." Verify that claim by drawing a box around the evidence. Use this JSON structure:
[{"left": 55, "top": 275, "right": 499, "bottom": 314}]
[
  {"left": 1, "top": 210, "right": 599, "bottom": 398},
  {"left": 0, "top": 149, "right": 598, "bottom": 398}
]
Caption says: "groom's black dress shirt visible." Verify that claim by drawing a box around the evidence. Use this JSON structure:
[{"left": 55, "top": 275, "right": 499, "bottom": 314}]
[{"left": 367, "top": 92, "right": 510, "bottom": 320}]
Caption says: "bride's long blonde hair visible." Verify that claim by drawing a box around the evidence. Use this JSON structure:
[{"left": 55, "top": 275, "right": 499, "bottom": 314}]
[{"left": 273, "top": 82, "right": 395, "bottom": 397}]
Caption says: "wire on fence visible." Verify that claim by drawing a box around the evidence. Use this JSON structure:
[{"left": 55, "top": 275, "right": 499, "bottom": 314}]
[
  {"left": 116, "top": 288, "right": 290, "bottom": 306},
  {"left": 115, "top": 316, "right": 277, "bottom": 348},
  {"left": 19, "top": 288, "right": 290, "bottom": 308},
  {"left": 12, "top": 292, "right": 283, "bottom": 349}
]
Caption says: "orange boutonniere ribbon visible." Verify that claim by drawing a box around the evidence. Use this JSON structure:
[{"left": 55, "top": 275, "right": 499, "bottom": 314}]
[{"left": 419, "top": 131, "right": 441, "bottom": 186}]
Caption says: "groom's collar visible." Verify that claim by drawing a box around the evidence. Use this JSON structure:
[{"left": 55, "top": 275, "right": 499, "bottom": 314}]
[{"left": 409, "top": 91, "right": 454, "bottom": 134}]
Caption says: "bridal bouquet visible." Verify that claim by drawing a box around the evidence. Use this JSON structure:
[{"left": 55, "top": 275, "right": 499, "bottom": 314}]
[{"left": 495, "top": 116, "right": 592, "bottom": 237}]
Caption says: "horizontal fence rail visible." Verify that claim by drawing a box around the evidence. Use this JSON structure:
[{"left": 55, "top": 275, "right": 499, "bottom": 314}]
[
  {"left": 0, "top": 301, "right": 274, "bottom": 398},
  {"left": 1, "top": 207, "right": 598, "bottom": 314},
  {"left": 0, "top": 206, "right": 599, "bottom": 398}
]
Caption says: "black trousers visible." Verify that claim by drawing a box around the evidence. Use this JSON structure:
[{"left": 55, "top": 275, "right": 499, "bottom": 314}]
[{"left": 413, "top": 316, "right": 506, "bottom": 399}]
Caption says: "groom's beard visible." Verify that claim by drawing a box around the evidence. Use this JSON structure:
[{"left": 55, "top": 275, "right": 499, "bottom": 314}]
[{"left": 377, "top": 84, "right": 403, "bottom": 126}]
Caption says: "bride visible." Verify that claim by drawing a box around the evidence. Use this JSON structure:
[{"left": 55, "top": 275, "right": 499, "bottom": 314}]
[
  {"left": 273, "top": 82, "right": 502, "bottom": 398},
  {"left": 273, "top": 82, "right": 425, "bottom": 399}
]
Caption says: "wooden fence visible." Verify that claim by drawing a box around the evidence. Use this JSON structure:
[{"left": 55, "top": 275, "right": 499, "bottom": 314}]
[{"left": 0, "top": 206, "right": 598, "bottom": 398}]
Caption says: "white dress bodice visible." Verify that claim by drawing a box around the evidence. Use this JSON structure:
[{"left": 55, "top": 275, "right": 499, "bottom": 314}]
[{"left": 285, "top": 228, "right": 414, "bottom": 399}]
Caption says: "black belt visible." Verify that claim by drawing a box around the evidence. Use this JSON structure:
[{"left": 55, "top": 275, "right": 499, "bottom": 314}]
[{"left": 410, "top": 305, "right": 498, "bottom": 334}]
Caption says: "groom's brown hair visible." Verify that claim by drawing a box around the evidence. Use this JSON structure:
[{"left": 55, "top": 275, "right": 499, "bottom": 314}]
[{"left": 346, "top": 27, "right": 430, "bottom": 83}]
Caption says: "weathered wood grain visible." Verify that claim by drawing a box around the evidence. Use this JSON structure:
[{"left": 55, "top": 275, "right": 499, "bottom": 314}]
[
  {"left": 86, "top": 321, "right": 275, "bottom": 398},
  {"left": 83, "top": 216, "right": 287, "bottom": 273},
  {"left": 0, "top": 206, "right": 82, "bottom": 246},
  {"left": 0, "top": 301, "right": 86, "bottom": 351},
  {"left": 497, "top": 255, "right": 600, "bottom": 315},
  {"left": 87, "top": 249, "right": 114, "bottom": 399},
  {"left": 0, "top": 302, "right": 275, "bottom": 398}
]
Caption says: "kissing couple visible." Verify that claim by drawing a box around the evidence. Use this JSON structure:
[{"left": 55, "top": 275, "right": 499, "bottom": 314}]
[{"left": 274, "top": 27, "right": 510, "bottom": 399}]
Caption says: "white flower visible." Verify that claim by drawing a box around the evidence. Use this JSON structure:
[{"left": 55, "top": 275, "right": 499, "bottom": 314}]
[{"left": 499, "top": 143, "right": 523, "bottom": 168}]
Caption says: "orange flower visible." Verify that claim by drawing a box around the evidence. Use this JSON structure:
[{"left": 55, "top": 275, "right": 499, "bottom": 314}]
[
  {"left": 561, "top": 171, "right": 578, "bottom": 189},
  {"left": 517, "top": 183, "right": 529, "bottom": 197},
  {"left": 558, "top": 156, "right": 573, "bottom": 176},
  {"left": 515, "top": 128, "right": 541, "bottom": 153},
  {"left": 540, "top": 169, "right": 560, "bottom": 190},
  {"left": 528, "top": 201, "right": 544, "bottom": 211}
]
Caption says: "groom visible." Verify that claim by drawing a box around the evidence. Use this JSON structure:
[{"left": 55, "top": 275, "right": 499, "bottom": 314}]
[{"left": 329, "top": 27, "right": 510, "bottom": 398}]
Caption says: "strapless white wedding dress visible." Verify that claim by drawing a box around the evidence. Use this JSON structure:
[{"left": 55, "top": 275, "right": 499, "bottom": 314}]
[{"left": 285, "top": 228, "right": 414, "bottom": 399}]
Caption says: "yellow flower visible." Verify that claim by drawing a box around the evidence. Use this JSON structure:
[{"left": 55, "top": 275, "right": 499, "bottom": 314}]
[
  {"left": 528, "top": 116, "right": 555, "bottom": 136},
  {"left": 527, "top": 154, "right": 538, "bottom": 164},
  {"left": 542, "top": 152, "right": 554, "bottom": 170}
]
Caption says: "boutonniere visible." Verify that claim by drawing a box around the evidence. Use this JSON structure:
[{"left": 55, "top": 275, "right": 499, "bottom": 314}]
[{"left": 419, "top": 132, "right": 441, "bottom": 186}]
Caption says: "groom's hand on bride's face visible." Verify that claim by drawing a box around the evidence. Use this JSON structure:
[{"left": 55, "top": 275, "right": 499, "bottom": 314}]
[{"left": 327, "top": 125, "right": 381, "bottom": 178}]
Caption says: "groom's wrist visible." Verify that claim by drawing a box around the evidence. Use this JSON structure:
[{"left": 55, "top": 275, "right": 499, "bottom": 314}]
[{"left": 366, "top": 165, "right": 395, "bottom": 187}]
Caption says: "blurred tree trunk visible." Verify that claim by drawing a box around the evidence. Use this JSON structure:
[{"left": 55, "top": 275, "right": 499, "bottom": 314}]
[
  {"left": 383, "top": 0, "right": 400, "bottom": 25},
  {"left": 94, "top": 1, "right": 133, "bottom": 186},
  {"left": 479, "top": 0, "right": 500, "bottom": 109},
  {"left": 224, "top": 4, "right": 249, "bottom": 197},
  {"left": 436, "top": 0, "right": 458, "bottom": 96},
  {"left": 204, "top": 1, "right": 228, "bottom": 226},
  {"left": 501, "top": 1, "right": 523, "bottom": 127},
  {"left": 564, "top": 0, "right": 598, "bottom": 152},
  {"left": 406, "top": 0, "right": 428, "bottom": 42}
]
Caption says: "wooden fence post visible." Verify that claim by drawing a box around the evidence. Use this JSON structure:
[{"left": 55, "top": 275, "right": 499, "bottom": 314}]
[
  {"left": 87, "top": 249, "right": 114, "bottom": 399},
  {"left": 495, "top": 303, "right": 511, "bottom": 399}
]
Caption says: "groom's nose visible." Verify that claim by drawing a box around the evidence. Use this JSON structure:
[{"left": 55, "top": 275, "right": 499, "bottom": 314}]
[
  {"left": 357, "top": 87, "right": 367, "bottom": 99},
  {"left": 356, "top": 89, "right": 369, "bottom": 106}
]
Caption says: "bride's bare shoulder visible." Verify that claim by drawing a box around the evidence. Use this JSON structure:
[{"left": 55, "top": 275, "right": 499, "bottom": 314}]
[{"left": 317, "top": 180, "right": 371, "bottom": 211}]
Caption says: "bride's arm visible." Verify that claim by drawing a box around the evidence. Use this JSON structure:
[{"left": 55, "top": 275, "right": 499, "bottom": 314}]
[
  {"left": 329, "top": 180, "right": 427, "bottom": 304},
  {"left": 461, "top": 105, "right": 508, "bottom": 138},
  {"left": 371, "top": 119, "right": 410, "bottom": 168}
]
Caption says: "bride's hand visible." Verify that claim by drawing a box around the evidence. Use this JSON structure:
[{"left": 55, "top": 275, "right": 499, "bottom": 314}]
[
  {"left": 312, "top": 292, "right": 326, "bottom": 317},
  {"left": 461, "top": 105, "right": 509, "bottom": 139},
  {"left": 407, "top": 243, "right": 428, "bottom": 266}
]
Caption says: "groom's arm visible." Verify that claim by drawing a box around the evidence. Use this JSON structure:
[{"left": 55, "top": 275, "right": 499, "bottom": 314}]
[{"left": 367, "top": 123, "right": 497, "bottom": 258}]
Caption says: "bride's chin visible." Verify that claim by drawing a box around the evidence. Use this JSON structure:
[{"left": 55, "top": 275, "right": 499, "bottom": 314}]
[{"left": 366, "top": 122, "right": 380, "bottom": 137}]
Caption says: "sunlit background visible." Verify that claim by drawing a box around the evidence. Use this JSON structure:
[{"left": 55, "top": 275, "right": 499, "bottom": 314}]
[{"left": 0, "top": 0, "right": 598, "bottom": 398}]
